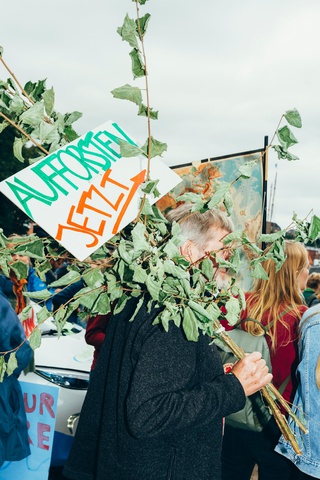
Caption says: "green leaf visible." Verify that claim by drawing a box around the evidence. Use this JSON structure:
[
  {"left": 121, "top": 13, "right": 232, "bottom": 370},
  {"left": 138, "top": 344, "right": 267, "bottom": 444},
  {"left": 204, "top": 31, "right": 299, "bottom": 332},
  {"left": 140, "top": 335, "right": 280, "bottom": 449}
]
[
  {"left": 0, "top": 46, "right": 3, "bottom": 57},
  {"left": 0, "top": 97, "right": 9, "bottom": 111},
  {"left": 14, "top": 238, "right": 45, "bottom": 259},
  {"left": 223, "top": 191, "right": 233, "bottom": 216},
  {"left": 286, "top": 151, "right": 299, "bottom": 161},
  {"left": 277, "top": 125, "right": 298, "bottom": 150},
  {"left": 19, "top": 305, "right": 33, "bottom": 321},
  {"left": 140, "top": 197, "right": 154, "bottom": 215},
  {"left": 7, "top": 78, "right": 18, "bottom": 92},
  {"left": 42, "top": 87, "right": 55, "bottom": 116},
  {"left": 138, "top": 103, "right": 158, "bottom": 119},
  {"left": 141, "top": 136, "right": 167, "bottom": 158},
  {"left": 163, "top": 259, "right": 189, "bottom": 279},
  {"left": 29, "top": 328, "right": 42, "bottom": 350},
  {"left": 132, "top": 222, "right": 150, "bottom": 251},
  {"left": 238, "top": 160, "right": 257, "bottom": 178},
  {"left": 284, "top": 108, "right": 302, "bottom": 128},
  {"left": 201, "top": 258, "right": 214, "bottom": 280},
  {"left": 13, "top": 136, "right": 28, "bottom": 162},
  {"left": 117, "top": 14, "right": 139, "bottom": 49},
  {"left": 118, "top": 138, "right": 145, "bottom": 158},
  {"left": 48, "top": 270, "right": 81, "bottom": 288},
  {"left": 257, "top": 229, "right": 286, "bottom": 244},
  {"left": 0, "top": 356, "right": 6, "bottom": 382},
  {"left": 113, "top": 295, "right": 128, "bottom": 315},
  {"left": 207, "top": 182, "right": 231, "bottom": 208},
  {"left": 188, "top": 300, "right": 212, "bottom": 321},
  {"left": 163, "top": 239, "right": 181, "bottom": 259},
  {"left": 24, "top": 80, "right": 36, "bottom": 95},
  {"left": 93, "top": 292, "right": 111, "bottom": 315},
  {"left": 35, "top": 305, "right": 51, "bottom": 324},
  {"left": 0, "top": 97, "right": 10, "bottom": 111},
  {"left": 6, "top": 352, "right": 18, "bottom": 376},
  {"left": 82, "top": 268, "right": 104, "bottom": 288},
  {"left": 10, "top": 93, "right": 25, "bottom": 115},
  {"left": 225, "top": 297, "right": 241, "bottom": 326},
  {"left": 272, "top": 144, "right": 287, "bottom": 160},
  {"left": 38, "top": 121, "right": 60, "bottom": 145},
  {"left": 0, "top": 257, "right": 10, "bottom": 277},
  {"left": 251, "top": 262, "right": 269, "bottom": 280},
  {"left": 183, "top": 307, "right": 199, "bottom": 342},
  {"left": 78, "top": 288, "right": 103, "bottom": 310},
  {"left": 129, "top": 49, "right": 145, "bottom": 78},
  {"left": 176, "top": 192, "right": 203, "bottom": 208},
  {"left": 308, "top": 215, "right": 320, "bottom": 242},
  {"left": 118, "top": 243, "right": 135, "bottom": 264},
  {"left": 132, "top": 265, "right": 148, "bottom": 283},
  {"left": 33, "top": 261, "right": 52, "bottom": 281},
  {"left": 64, "top": 124, "right": 80, "bottom": 142},
  {"left": 10, "top": 260, "right": 28, "bottom": 280},
  {"left": 20, "top": 101, "right": 44, "bottom": 126},
  {"left": 24, "top": 289, "right": 52, "bottom": 300},
  {"left": 129, "top": 295, "right": 144, "bottom": 322},
  {"left": 140, "top": 179, "right": 160, "bottom": 195},
  {"left": 222, "top": 230, "right": 243, "bottom": 245},
  {"left": 136, "top": 13, "right": 151, "bottom": 37},
  {"left": 158, "top": 308, "right": 171, "bottom": 332},
  {"left": 31, "top": 79, "right": 47, "bottom": 102},
  {"left": 111, "top": 84, "right": 142, "bottom": 106},
  {"left": 64, "top": 111, "right": 82, "bottom": 126},
  {"left": 146, "top": 275, "right": 161, "bottom": 301}
]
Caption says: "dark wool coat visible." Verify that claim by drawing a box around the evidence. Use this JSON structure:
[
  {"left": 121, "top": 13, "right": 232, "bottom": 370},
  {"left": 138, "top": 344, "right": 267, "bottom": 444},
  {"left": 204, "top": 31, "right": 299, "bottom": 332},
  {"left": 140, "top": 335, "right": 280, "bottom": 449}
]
[
  {"left": 0, "top": 289, "right": 33, "bottom": 466},
  {"left": 64, "top": 297, "right": 245, "bottom": 480}
]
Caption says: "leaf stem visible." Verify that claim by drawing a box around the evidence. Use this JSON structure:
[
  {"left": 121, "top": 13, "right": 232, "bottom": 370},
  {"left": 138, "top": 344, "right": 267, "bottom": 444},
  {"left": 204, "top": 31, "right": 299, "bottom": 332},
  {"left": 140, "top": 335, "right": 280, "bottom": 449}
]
[
  {"left": 0, "top": 111, "right": 49, "bottom": 155},
  {"left": 0, "top": 55, "right": 35, "bottom": 105}
]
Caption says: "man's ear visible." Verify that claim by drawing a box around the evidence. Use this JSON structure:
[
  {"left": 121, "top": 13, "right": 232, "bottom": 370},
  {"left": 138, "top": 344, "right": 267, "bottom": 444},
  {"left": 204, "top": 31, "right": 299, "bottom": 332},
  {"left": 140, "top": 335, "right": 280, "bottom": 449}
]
[{"left": 180, "top": 240, "right": 196, "bottom": 263}]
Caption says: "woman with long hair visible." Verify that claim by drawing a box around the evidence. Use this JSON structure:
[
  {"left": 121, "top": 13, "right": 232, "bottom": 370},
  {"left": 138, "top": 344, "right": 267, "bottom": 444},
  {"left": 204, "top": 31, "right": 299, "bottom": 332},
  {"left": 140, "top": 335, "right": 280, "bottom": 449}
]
[{"left": 222, "top": 240, "right": 309, "bottom": 480}]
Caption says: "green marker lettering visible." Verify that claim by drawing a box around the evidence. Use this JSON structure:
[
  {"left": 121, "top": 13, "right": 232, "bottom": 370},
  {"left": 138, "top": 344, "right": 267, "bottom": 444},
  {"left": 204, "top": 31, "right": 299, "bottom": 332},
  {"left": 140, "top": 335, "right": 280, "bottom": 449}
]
[
  {"left": 5, "top": 179, "right": 57, "bottom": 218},
  {"left": 94, "top": 122, "right": 138, "bottom": 156}
]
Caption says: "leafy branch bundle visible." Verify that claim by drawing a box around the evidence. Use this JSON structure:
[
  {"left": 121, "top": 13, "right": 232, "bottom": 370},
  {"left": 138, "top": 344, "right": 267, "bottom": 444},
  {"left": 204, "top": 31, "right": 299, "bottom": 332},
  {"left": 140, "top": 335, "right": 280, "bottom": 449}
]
[{"left": 0, "top": 0, "right": 320, "bottom": 454}]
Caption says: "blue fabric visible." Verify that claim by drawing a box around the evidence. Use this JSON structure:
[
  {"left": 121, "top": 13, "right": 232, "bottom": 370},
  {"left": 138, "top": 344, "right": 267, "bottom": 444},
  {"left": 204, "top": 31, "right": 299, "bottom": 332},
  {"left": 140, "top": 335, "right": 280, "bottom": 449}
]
[
  {"left": 27, "top": 267, "right": 55, "bottom": 311},
  {"left": 0, "top": 289, "right": 33, "bottom": 466},
  {"left": 275, "top": 305, "right": 320, "bottom": 478}
]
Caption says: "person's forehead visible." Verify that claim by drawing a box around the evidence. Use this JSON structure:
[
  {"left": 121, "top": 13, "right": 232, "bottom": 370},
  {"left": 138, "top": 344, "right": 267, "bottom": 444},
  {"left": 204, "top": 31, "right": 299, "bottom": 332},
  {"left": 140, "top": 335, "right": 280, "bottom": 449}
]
[{"left": 209, "top": 227, "right": 230, "bottom": 240}]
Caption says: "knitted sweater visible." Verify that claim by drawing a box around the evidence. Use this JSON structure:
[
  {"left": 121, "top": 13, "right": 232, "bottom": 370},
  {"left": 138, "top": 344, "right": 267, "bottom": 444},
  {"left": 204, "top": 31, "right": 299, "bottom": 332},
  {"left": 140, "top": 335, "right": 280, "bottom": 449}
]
[{"left": 64, "top": 296, "right": 245, "bottom": 480}]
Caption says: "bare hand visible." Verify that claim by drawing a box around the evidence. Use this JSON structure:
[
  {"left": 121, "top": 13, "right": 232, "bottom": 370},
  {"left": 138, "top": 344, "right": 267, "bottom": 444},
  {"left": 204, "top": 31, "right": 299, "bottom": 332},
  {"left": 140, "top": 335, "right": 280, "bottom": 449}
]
[{"left": 231, "top": 352, "right": 272, "bottom": 397}]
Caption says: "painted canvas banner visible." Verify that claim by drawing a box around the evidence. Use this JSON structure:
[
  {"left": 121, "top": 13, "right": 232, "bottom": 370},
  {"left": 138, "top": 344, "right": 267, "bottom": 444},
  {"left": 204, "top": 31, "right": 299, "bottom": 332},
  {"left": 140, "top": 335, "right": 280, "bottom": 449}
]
[
  {"left": 157, "top": 150, "right": 266, "bottom": 290},
  {"left": 0, "top": 381, "right": 59, "bottom": 480},
  {"left": 0, "top": 121, "right": 181, "bottom": 260}
]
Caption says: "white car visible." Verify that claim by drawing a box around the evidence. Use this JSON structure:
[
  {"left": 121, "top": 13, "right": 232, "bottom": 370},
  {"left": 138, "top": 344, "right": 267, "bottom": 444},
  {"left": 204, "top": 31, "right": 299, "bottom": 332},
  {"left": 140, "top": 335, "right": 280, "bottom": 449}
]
[{"left": 22, "top": 318, "right": 93, "bottom": 467}]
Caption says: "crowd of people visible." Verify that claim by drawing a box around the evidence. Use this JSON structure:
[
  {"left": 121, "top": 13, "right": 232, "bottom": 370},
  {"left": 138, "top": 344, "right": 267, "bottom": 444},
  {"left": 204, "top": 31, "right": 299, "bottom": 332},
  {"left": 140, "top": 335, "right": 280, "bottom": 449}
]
[{"left": 0, "top": 207, "right": 320, "bottom": 479}]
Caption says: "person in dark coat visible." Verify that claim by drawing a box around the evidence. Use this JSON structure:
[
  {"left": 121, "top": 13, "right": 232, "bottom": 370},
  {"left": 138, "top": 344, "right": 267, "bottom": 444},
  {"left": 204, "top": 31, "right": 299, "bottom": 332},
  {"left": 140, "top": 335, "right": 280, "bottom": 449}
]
[
  {"left": 63, "top": 204, "right": 272, "bottom": 480},
  {"left": 0, "top": 288, "right": 33, "bottom": 467}
]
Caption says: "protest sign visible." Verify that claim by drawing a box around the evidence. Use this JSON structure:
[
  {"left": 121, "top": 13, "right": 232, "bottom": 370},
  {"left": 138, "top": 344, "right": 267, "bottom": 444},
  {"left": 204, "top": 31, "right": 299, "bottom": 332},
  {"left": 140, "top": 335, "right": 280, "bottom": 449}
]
[
  {"left": 0, "top": 381, "right": 59, "bottom": 480},
  {"left": 0, "top": 121, "right": 181, "bottom": 260}
]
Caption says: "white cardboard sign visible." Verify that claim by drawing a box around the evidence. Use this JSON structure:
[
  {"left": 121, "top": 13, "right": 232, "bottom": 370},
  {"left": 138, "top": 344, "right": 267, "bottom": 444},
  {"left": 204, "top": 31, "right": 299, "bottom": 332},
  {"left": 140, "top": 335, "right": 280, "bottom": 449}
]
[{"left": 0, "top": 121, "right": 181, "bottom": 260}]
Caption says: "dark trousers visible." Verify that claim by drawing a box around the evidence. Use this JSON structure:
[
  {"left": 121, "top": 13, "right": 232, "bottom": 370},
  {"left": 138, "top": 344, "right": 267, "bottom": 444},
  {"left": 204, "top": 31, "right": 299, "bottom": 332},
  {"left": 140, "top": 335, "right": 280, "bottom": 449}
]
[{"left": 221, "top": 420, "right": 300, "bottom": 480}]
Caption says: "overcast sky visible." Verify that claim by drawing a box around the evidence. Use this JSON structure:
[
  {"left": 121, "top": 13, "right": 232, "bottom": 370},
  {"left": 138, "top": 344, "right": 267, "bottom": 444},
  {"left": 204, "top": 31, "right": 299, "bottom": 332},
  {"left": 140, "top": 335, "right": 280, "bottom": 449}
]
[{"left": 2, "top": 0, "right": 320, "bottom": 230}]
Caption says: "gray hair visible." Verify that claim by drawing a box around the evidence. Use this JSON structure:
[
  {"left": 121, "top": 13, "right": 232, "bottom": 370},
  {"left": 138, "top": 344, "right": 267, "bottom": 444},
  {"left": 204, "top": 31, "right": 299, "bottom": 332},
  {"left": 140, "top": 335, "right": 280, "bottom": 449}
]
[{"left": 165, "top": 203, "right": 234, "bottom": 251}]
